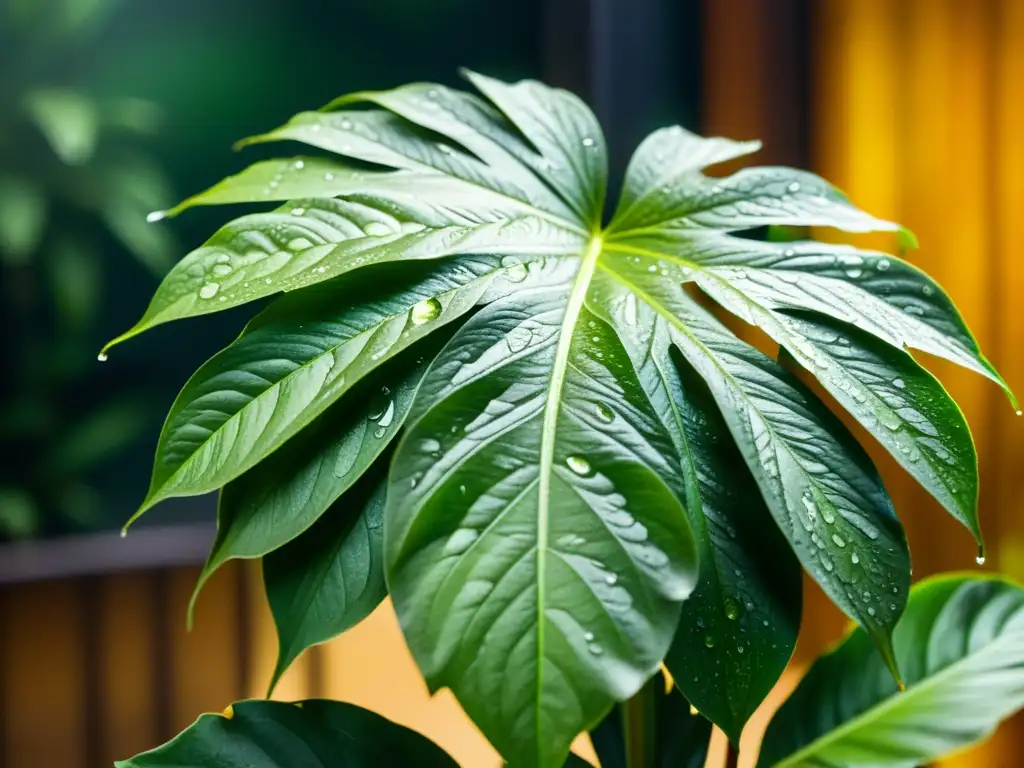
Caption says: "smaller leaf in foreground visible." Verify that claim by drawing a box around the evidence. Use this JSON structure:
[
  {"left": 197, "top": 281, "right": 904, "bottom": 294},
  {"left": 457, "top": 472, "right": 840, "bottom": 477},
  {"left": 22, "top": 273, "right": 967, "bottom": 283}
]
[
  {"left": 264, "top": 478, "right": 387, "bottom": 694},
  {"left": 759, "top": 574, "right": 1024, "bottom": 768},
  {"left": 116, "top": 699, "right": 458, "bottom": 768}
]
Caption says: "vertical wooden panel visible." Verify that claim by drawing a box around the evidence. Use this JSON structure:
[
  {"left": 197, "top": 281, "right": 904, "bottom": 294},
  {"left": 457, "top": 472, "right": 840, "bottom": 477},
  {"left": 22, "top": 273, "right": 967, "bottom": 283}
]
[
  {"left": 1, "top": 581, "right": 86, "bottom": 768},
  {"left": 97, "top": 573, "right": 158, "bottom": 764},
  {"left": 167, "top": 564, "right": 242, "bottom": 733}
]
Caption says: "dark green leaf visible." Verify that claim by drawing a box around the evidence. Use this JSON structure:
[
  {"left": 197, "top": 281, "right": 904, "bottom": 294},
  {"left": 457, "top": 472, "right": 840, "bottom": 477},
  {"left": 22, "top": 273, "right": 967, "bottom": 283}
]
[
  {"left": 187, "top": 348, "right": 429, "bottom": 620},
  {"left": 597, "top": 250, "right": 910, "bottom": 675},
  {"left": 759, "top": 575, "right": 1024, "bottom": 767},
  {"left": 264, "top": 477, "right": 388, "bottom": 694},
  {"left": 594, "top": 275, "right": 801, "bottom": 740},
  {"left": 115, "top": 699, "right": 458, "bottom": 768}
]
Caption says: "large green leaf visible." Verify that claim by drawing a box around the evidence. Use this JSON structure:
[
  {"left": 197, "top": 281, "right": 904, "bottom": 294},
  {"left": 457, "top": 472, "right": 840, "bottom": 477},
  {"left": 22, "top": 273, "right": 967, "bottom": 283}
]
[
  {"left": 128, "top": 255, "right": 528, "bottom": 527},
  {"left": 116, "top": 699, "right": 458, "bottom": 767},
  {"left": 120, "top": 74, "right": 1011, "bottom": 768},
  {"left": 385, "top": 266, "right": 700, "bottom": 767},
  {"left": 759, "top": 575, "right": 1024, "bottom": 767},
  {"left": 264, "top": 477, "right": 388, "bottom": 694}
]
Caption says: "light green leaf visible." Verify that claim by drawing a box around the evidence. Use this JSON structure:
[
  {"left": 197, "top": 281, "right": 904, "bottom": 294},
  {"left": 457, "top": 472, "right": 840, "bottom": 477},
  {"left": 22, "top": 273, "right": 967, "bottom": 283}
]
[
  {"left": 130, "top": 255, "right": 522, "bottom": 527},
  {"left": 264, "top": 477, "right": 388, "bottom": 694},
  {"left": 24, "top": 89, "right": 99, "bottom": 165},
  {"left": 189, "top": 346, "right": 433, "bottom": 617},
  {"left": 116, "top": 699, "right": 458, "bottom": 768},
  {"left": 759, "top": 574, "right": 1024, "bottom": 768},
  {"left": 385, "top": 253, "right": 699, "bottom": 767}
]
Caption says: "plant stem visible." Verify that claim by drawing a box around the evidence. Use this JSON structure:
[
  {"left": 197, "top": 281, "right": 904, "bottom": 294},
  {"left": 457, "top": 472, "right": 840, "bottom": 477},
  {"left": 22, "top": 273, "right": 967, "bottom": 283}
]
[
  {"left": 724, "top": 740, "right": 740, "bottom": 768},
  {"left": 622, "top": 676, "right": 657, "bottom": 768}
]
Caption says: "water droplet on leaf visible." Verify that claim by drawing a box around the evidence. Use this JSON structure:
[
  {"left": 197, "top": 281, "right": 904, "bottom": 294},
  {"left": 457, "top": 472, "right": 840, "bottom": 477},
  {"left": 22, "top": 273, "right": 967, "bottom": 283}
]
[
  {"left": 565, "top": 455, "right": 592, "bottom": 476},
  {"left": 411, "top": 298, "right": 442, "bottom": 325}
]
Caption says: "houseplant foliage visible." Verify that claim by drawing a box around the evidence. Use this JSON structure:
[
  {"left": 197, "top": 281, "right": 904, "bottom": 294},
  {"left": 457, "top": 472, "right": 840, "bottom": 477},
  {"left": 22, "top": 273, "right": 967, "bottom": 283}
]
[{"left": 114, "top": 71, "right": 1023, "bottom": 767}]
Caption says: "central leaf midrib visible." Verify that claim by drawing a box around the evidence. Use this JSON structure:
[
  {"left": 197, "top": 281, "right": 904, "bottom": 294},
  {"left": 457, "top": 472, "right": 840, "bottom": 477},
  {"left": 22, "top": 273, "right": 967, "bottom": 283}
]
[
  {"left": 772, "top": 629, "right": 1023, "bottom": 767},
  {"left": 534, "top": 234, "right": 603, "bottom": 759}
]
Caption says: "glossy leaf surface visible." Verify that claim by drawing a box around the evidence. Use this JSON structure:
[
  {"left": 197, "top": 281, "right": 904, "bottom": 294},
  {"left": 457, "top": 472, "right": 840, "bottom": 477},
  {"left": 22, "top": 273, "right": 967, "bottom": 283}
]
[
  {"left": 118, "top": 72, "right": 1010, "bottom": 763},
  {"left": 759, "top": 575, "right": 1024, "bottom": 767},
  {"left": 116, "top": 699, "right": 458, "bottom": 768},
  {"left": 264, "top": 478, "right": 388, "bottom": 693}
]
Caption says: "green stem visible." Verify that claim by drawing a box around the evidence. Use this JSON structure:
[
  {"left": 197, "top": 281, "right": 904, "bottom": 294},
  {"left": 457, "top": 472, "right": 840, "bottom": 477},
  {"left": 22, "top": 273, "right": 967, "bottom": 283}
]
[{"left": 622, "top": 676, "right": 658, "bottom": 768}]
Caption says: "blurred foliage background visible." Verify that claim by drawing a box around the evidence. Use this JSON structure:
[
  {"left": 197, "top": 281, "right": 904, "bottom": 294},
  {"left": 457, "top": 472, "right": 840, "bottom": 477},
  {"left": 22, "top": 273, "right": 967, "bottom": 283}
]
[{"left": 0, "top": 0, "right": 548, "bottom": 540}]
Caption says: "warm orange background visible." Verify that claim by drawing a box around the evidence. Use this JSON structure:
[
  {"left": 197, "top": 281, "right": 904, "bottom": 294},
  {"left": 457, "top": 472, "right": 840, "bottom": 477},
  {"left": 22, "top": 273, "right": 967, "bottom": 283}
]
[{"left": 2, "top": 2, "right": 1023, "bottom": 767}]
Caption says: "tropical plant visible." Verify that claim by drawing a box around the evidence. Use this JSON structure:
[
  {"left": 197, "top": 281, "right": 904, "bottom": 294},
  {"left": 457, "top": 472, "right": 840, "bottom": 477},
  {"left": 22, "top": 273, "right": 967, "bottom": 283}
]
[
  {"left": 0, "top": 0, "right": 174, "bottom": 538},
  {"left": 112, "top": 71, "right": 1023, "bottom": 767}
]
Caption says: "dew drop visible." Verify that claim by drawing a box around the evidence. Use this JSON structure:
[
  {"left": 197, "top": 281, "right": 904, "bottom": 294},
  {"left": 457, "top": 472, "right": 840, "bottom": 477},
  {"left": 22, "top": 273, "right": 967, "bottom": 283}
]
[
  {"left": 97, "top": 352, "right": 108, "bottom": 362},
  {"left": 588, "top": 643, "right": 603, "bottom": 655},
  {"left": 411, "top": 298, "right": 442, "bottom": 325},
  {"left": 851, "top": 552, "right": 860, "bottom": 564},
  {"left": 893, "top": 378, "right": 906, "bottom": 390},
  {"left": 290, "top": 207, "right": 306, "bottom": 217},
  {"left": 876, "top": 258, "right": 891, "bottom": 271},
  {"left": 566, "top": 455, "right": 592, "bottom": 476},
  {"left": 1016, "top": 410, "right": 1022, "bottom": 417},
  {"left": 199, "top": 282, "right": 220, "bottom": 299},
  {"left": 294, "top": 160, "right": 304, "bottom": 170},
  {"left": 737, "top": 645, "right": 745, "bottom": 654},
  {"left": 704, "top": 635, "right": 716, "bottom": 648},
  {"left": 724, "top": 600, "right": 740, "bottom": 620},
  {"left": 340, "top": 119, "right": 354, "bottom": 130},
  {"left": 831, "top": 533, "right": 846, "bottom": 548},
  {"left": 582, "top": 137, "right": 596, "bottom": 147},
  {"left": 787, "top": 181, "right": 801, "bottom": 193},
  {"left": 689, "top": 704, "right": 699, "bottom": 716},
  {"left": 505, "top": 326, "right": 533, "bottom": 353},
  {"left": 211, "top": 264, "right": 232, "bottom": 277},
  {"left": 604, "top": 573, "right": 618, "bottom": 586},
  {"left": 594, "top": 402, "right": 615, "bottom": 423},
  {"left": 420, "top": 438, "right": 441, "bottom": 454},
  {"left": 145, "top": 210, "right": 167, "bottom": 223},
  {"left": 324, "top": 172, "right": 335, "bottom": 181},
  {"left": 922, "top": 284, "right": 934, "bottom": 297},
  {"left": 287, "top": 237, "right": 313, "bottom": 251},
  {"left": 867, "top": 607, "right": 876, "bottom": 617},
  {"left": 976, "top": 555, "right": 986, "bottom": 565}
]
